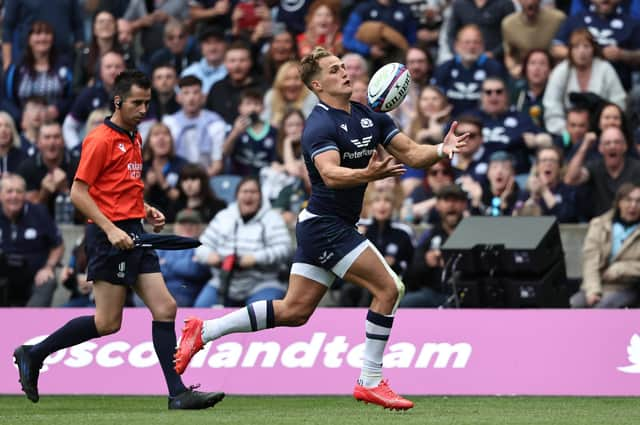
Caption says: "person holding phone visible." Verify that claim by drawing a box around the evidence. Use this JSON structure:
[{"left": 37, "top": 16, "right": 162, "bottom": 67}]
[{"left": 222, "top": 89, "right": 278, "bottom": 176}]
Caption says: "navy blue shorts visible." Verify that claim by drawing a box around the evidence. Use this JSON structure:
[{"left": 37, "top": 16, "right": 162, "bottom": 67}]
[
  {"left": 86, "top": 219, "right": 160, "bottom": 286},
  {"left": 291, "top": 210, "right": 369, "bottom": 286}
]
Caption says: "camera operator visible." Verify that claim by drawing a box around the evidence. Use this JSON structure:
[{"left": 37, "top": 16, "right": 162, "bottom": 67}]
[{"left": 0, "top": 173, "right": 63, "bottom": 306}]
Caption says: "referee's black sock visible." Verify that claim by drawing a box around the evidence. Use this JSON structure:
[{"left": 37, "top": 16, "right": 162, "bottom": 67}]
[
  {"left": 152, "top": 321, "right": 187, "bottom": 397},
  {"left": 29, "top": 316, "right": 100, "bottom": 364}
]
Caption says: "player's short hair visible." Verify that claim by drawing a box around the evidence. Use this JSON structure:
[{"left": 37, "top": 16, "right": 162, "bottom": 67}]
[
  {"left": 300, "top": 46, "right": 333, "bottom": 91},
  {"left": 113, "top": 70, "right": 151, "bottom": 100},
  {"left": 178, "top": 75, "right": 203, "bottom": 89},
  {"left": 454, "top": 114, "right": 483, "bottom": 131}
]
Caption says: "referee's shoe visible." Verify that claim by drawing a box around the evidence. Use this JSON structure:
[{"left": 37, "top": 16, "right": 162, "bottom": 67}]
[
  {"left": 13, "top": 345, "right": 42, "bottom": 403},
  {"left": 168, "top": 385, "right": 225, "bottom": 410}
]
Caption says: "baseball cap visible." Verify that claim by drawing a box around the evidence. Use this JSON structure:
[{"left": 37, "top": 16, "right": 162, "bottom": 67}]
[
  {"left": 436, "top": 184, "right": 467, "bottom": 200},
  {"left": 198, "top": 26, "right": 226, "bottom": 42},
  {"left": 175, "top": 209, "right": 203, "bottom": 224},
  {"left": 489, "top": 150, "right": 515, "bottom": 164}
]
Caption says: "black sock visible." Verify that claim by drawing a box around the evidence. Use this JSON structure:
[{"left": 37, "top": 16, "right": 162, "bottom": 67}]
[
  {"left": 152, "top": 321, "right": 187, "bottom": 397},
  {"left": 29, "top": 316, "right": 100, "bottom": 364}
]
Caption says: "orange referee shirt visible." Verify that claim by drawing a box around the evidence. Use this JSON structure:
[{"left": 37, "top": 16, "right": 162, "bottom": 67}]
[{"left": 74, "top": 118, "right": 145, "bottom": 221}]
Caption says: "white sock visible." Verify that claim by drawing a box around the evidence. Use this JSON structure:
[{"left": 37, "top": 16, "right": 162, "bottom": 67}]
[
  {"left": 202, "top": 300, "right": 275, "bottom": 343},
  {"left": 358, "top": 310, "right": 393, "bottom": 388}
]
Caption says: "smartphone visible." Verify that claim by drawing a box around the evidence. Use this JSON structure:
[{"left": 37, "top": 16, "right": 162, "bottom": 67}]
[{"left": 237, "top": 2, "right": 260, "bottom": 31}]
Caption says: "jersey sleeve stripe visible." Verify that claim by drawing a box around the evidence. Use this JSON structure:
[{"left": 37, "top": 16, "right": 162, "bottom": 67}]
[
  {"left": 382, "top": 129, "right": 400, "bottom": 146},
  {"left": 310, "top": 145, "right": 339, "bottom": 161}
]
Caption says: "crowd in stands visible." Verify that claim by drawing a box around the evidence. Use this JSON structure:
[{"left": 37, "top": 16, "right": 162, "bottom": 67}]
[{"left": 0, "top": 0, "right": 639, "bottom": 309}]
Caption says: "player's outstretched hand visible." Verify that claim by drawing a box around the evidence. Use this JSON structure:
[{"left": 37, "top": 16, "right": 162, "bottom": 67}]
[
  {"left": 365, "top": 150, "right": 406, "bottom": 181},
  {"left": 442, "top": 121, "right": 469, "bottom": 159},
  {"left": 107, "top": 226, "right": 134, "bottom": 250},
  {"left": 146, "top": 206, "right": 166, "bottom": 233}
]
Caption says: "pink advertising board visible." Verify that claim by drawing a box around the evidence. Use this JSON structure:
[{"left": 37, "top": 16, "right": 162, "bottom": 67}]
[{"left": 1, "top": 308, "right": 639, "bottom": 396}]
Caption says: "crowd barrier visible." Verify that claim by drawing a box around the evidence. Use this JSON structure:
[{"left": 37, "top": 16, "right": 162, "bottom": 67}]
[{"left": 2, "top": 308, "right": 639, "bottom": 396}]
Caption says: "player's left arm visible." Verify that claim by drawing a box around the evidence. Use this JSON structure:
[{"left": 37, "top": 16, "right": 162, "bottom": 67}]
[
  {"left": 144, "top": 203, "right": 165, "bottom": 233},
  {"left": 386, "top": 121, "right": 469, "bottom": 168}
]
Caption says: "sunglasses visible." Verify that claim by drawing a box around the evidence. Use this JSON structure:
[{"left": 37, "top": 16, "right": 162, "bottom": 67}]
[
  {"left": 166, "top": 33, "right": 186, "bottom": 41},
  {"left": 483, "top": 88, "right": 504, "bottom": 96}
]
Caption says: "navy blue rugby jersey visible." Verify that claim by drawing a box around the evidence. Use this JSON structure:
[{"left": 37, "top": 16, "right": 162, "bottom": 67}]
[{"left": 302, "top": 101, "right": 399, "bottom": 224}]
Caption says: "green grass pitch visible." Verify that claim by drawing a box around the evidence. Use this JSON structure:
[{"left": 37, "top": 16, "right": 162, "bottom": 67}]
[{"left": 1, "top": 395, "right": 639, "bottom": 425}]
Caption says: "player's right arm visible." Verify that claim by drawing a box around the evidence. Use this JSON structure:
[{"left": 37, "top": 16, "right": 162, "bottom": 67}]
[
  {"left": 70, "top": 180, "right": 134, "bottom": 249},
  {"left": 314, "top": 149, "right": 405, "bottom": 189}
]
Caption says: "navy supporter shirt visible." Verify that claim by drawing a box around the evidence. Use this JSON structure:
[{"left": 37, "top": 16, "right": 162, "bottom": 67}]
[
  {"left": 302, "top": 101, "right": 399, "bottom": 225},
  {"left": 0, "top": 202, "right": 62, "bottom": 274}
]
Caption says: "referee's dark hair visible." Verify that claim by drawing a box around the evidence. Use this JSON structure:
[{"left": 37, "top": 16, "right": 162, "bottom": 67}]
[{"left": 113, "top": 70, "right": 151, "bottom": 100}]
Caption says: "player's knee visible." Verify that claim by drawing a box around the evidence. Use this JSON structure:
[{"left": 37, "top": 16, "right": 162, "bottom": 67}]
[
  {"left": 95, "top": 317, "right": 122, "bottom": 336},
  {"left": 280, "top": 304, "right": 313, "bottom": 327},
  {"left": 151, "top": 297, "right": 177, "bottom": 321}
]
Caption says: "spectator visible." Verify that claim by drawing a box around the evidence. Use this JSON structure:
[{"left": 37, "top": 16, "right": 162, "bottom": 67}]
[
  {"left": 450, "top": 114, "right": 490, "bottom": 184},
  {"left": 270, "top": 109, "right": 311, "bottom": 226},
  {"left": 0, "top": 173, "right": 63, "bottom": 306},
  {"left": 594, "top": 102, "right": 635, "bottom": 153},
  {"left": 142, "top": 122, "right": 188, "bottom": 216},
  {"left": 515, "top": 146, "right": 579, "bottom": 223},
  {"left": 405, "top": 158, "right": 455, "bottom": 225},
  {"left": 270, "top": 0, "right": 312, "bottom": 36},
  {"left": 401, "top": 184, "right": 468, "bottom": 308},
  {"left": 206, "top": 41, "right": 265, "bottom": 124},
  {"left": 446, "top": 0, "right": 515, "bottom": 60},
  {"left": 2, "top": 21, "right": 74, "bottom": 123},
  {"left": 543, "top": 28, "right": 626, "bottom": 136},
  {"left": 553, "top": 107, "right": 599, "bottom": 162},
  {"left": 16, "top": 121, "right": 77, "bottom": 218},
  {"left": 341, "top": 52, "right": 369, "bottom": 81},
  {"left": 260, "top": 29, "right": 298, "bottom": 85},
  {"left": 342, "top": 0, "right": 417, "bottom": 59},
  {"left": 431, "top": 24, "right": 504, "bottom": 116},
  {"left": 193, "top": 176, "right": 292, "bottom": 307},
  {"left": 149, "top": 18, "right": 201, "bottom": 75},
  {"left": 552, "top": 0, "right": 640, "bottom": 90},
  {"left": 135, "top": 209, "right": 211, "bottom": 307},
  {"left": 122, "top": 0, "right": 189, "bottom": 63},
  {"left": 1, "top": 0, "right": 84, "bottom": 68},
  {"left": 402, "top": 0, "right": 448, "bottom": 51},
  {"left": 402, "top": 85, "right": 452, "bottom": 196},
  {"left": 509, "top": 49, "right": 553, "bottom": 130},
  {"left": 500, "top": 0, "right": 565, "bottom": 79},
  {"left": 570, "top": 182, "right": 640, "bottom": 308},
  {"left": 63, "top": 51, "right": 126, "bottom": 151},
  {"left": 230, "top": 0, "right": 273, "bottom": 46},
  {"left": 466, "top": 150, "right": 523, "bottom": 216},
  {"left": 261, "top": 108, "right": 307, "bottom": 203},
  {"left": 340, "top": 188, "right": 414, "bottom": 307},
  {"left": 189, "top": 1, "right": 233, "bottom": 33},
  {"left": 18, "top": 96, "right": 47, "bottom": 157},
  {"left": 73, "top": 10, "right": 132, "bottom": 92},
  {"left": 297, "top": 0, "right": 343, "bottom": 57},
  {"left": 262, "top": 60, "right": 318, "bottom": 126},
  {"left": 166, "top": 163, "right": 226, "bottom": 223},
  {"left": 564, "top": 126, "right": 640, "bottom": 218},
  {"left": 349, "top": 76, "right": 370, "bottom": 105},
  {"left": 474, "top": 77, "right": 550, "bottom": 174},
  {"left": 148, "top": 64, "right": 180, "bottom": 121},
  {"left": 180, "top": 26, "right": 228, "bottom": 94},
  {"left": 59, "top": 230, "right": 93, "bottom": 307},
  {"left": 223, "top": 89, "right": 278, "bottom": 177},
  {"left": 163, "top": 75, "right": 227, "bottom": 176},
  {"left": 0, "top": 112, "right": 26, "bottom": 176},
  {"left": 389, "top": 45, "right": 434, "bottom": 131}
]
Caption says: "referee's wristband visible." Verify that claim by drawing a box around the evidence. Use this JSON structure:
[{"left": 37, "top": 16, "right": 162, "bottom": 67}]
[{"left": 436, "top": 143, "right": 445, "bottom": 158}]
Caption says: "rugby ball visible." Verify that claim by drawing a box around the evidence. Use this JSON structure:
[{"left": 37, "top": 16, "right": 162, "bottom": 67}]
[{"left": 367, "top": 63, "right": 411, "bottom": 112}]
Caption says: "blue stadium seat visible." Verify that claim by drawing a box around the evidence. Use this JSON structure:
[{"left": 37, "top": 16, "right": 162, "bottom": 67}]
[{"left": 209, "top": 174, "right": 242, "bottom": 204}]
